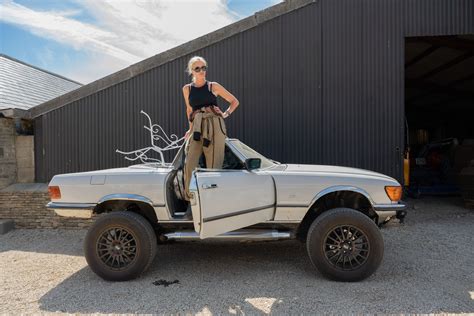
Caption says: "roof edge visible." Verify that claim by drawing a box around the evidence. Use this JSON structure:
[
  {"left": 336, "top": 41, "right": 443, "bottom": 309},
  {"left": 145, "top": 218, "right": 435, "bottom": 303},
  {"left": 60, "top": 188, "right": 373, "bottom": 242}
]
[
  {"left": 0, "top": 108, "right": 31, "bottom": 119},
  {"left": 29, "top": 0, "right": 317, "bottom": 118},
  {"left": 0, "top": 54, "right": 83, "bottom": 86}
]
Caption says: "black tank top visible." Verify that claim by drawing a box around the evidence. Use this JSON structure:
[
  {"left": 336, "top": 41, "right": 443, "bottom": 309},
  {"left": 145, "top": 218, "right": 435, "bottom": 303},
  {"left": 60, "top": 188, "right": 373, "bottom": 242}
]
[{"left": 188, "top": 80, "right": 218, "bottom": 111}]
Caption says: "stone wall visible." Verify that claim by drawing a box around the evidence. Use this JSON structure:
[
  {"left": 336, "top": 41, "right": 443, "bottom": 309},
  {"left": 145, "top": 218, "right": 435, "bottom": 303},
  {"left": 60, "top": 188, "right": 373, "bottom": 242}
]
[
  {"left": 0, "top": 118, "right": 17, "bottom": 189},
  {"left": 15, "top": 135, "right": 35, "bottom": 182},
  {"left": 0, "top": 188, "right": 97, "bottom": 229}
]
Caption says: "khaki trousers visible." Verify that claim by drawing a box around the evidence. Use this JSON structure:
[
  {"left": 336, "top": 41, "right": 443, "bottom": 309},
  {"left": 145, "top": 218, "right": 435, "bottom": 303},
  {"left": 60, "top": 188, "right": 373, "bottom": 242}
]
[{"left": 183, "top": 112, "right": 227, "bottom": 201}]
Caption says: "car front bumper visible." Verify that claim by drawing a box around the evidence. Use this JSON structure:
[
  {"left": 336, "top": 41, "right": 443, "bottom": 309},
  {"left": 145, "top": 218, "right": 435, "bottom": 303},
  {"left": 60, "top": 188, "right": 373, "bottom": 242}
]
[
  {"left": 373, "top": 202, "right": 407, "bottom": 224},
  {"left": 46, "top": 202, "right": 95, "bottom": 218}
]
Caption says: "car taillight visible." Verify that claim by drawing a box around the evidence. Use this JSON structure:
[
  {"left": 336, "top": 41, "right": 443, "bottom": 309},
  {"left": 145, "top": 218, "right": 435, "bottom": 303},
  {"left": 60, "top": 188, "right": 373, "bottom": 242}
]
[
  {"left": 48, "top": 186, "right": 61, "bottom": 199},
  {"left": 385, "top": 186, "right": 402, "bottom": 202}
]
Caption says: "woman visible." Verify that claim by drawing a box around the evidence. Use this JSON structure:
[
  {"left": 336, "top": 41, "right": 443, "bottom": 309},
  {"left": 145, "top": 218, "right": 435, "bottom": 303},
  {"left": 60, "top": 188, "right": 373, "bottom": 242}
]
[{"left": 181, "top": 56, "right": 239, "bottom": 202}]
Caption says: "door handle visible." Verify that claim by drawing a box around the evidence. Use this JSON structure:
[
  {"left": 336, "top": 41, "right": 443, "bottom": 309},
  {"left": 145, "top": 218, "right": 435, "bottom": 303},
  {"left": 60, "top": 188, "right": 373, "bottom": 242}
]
[{"left": 202, "top": 183, "right": 218, "bottom": 189}]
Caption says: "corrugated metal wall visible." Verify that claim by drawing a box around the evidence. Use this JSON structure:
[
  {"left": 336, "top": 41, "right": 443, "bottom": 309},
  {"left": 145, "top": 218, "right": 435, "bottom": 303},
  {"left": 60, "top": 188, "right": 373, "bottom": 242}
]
[
  {"left": 34, "top": 0, "right": 474, "bottom": 183},
  {"left": 404, "top": 0, "right": 474, "bottom": 36}
]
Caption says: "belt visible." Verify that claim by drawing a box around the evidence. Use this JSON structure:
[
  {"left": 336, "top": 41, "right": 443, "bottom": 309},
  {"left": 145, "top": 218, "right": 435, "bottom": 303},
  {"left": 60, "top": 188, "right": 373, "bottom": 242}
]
[{"left": 190, "top": 108, "right": 223, "bottom": 147}]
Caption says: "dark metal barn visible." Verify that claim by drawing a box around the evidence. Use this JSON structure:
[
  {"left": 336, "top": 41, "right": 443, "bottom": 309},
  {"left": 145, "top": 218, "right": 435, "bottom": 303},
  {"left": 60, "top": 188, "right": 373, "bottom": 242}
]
[{"left": 30, "top": 0, "right": 474, "bottom": 183}]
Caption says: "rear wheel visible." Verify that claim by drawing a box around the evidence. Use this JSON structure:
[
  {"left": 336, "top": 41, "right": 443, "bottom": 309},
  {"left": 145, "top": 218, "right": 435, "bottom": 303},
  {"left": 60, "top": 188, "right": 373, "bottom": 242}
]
[
  {"left": 306, "top": 207, "right": 383, "bottom": 282},
  {"left": 84, "top": 211, "right": 157, "bottom": 281}
]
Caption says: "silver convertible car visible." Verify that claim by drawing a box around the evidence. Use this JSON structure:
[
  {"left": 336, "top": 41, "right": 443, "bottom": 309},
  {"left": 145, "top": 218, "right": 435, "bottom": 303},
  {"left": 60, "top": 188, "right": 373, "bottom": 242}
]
[{"left": 47, "top": 138, "right": 406, "bottom": 282}]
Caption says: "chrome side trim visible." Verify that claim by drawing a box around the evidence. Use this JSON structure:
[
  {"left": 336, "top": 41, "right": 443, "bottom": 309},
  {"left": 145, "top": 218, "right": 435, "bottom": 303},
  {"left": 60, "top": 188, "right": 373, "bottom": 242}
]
[
  {"left": 159, "top": 219, "right": 300, "bottom": 224},
  {"left": 97, "top": 194, "right": 161, "bottom": 206},
  {"left": 306, "top": 186, "right": 376, "bottom": 212},
  {"left": 265, "top": 220, "right": 301, "bottom": 224},
  {"left": 47, "top": 202, "right": 96, "bottom": 209},
  {"left": 165, "top": 229, "right": 291, "bottom": 240},
  {"left": 202, "top": 204, "right": 275, "bottom": 223},
  {"left": 159, "top": 220, "right": 194, "bottom": 224}
]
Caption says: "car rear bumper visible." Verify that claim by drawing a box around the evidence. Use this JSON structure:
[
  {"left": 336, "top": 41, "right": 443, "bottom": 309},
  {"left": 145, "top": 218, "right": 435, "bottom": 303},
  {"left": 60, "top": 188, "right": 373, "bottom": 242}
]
[
  {"left": 373, "top": 202, "right": 407, "bottom": 223},
  {"left": 46, "top": 202, "right": 95, "bottom": 218}
]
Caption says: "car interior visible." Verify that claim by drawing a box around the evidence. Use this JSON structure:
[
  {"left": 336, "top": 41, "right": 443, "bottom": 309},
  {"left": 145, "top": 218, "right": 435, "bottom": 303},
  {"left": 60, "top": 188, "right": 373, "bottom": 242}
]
[{"left": 165, "top": 143, "right": 246, "bottom": 217}]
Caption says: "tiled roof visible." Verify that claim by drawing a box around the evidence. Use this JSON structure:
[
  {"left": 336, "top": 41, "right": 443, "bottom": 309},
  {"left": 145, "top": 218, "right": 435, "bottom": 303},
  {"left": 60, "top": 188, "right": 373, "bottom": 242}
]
[{"left": 0, "top": 54, "right": 82, "bottom": 111}]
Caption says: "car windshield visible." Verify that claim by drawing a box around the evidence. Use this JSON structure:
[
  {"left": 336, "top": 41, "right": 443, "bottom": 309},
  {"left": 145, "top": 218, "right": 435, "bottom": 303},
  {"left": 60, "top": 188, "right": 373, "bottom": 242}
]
[{"left": 229, "top": 140, "right": 277, "bottom": 169}]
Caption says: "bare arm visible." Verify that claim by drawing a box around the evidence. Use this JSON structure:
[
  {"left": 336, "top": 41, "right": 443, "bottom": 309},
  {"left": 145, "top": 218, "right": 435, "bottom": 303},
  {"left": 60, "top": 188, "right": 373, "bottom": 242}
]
[
  {"left": 212, "top": 82, "right": 239, "bottom": 117},
  {"left": 182, "top": 84, "right": 193, "bottom": 134}
]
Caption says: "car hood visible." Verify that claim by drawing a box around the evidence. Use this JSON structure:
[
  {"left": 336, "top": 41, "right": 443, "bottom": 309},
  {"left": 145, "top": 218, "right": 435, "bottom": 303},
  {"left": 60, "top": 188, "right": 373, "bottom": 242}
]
[{"left": 282, "top": 163, "right": 395, "bottom": 181}]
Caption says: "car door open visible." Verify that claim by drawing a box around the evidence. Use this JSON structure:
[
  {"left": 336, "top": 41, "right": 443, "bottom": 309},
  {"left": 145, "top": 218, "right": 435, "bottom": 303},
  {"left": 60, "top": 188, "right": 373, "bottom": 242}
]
[{"left": 189, "top": 169, "right": 275, "bottom": 238}]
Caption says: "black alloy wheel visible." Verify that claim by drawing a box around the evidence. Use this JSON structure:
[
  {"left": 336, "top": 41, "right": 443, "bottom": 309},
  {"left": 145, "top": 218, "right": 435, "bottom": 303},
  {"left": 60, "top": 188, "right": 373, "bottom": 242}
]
[
  {"left": 84, "top": 211, "right": 157, "bottom": 281},
  {"left": 306, "top": 207, "right": 384, "bottom": 282},
  {"left": 96, "top": 226, "right": 138, "bottom": 271},
  {"left": 323, "top": 225, "right": 370, "bottom": 271}
]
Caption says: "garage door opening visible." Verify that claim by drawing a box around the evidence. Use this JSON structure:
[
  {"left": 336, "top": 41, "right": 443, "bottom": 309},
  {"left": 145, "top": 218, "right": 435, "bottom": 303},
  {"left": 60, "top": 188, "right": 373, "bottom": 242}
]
[{"left": 404, "top": 35, "right": 474, "bottom": 207}]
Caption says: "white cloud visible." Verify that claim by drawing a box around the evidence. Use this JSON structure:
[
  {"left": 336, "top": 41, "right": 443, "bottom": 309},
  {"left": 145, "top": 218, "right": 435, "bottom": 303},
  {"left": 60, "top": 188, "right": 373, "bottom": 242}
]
[
  {"left": 0, "top": 0, "right": 243, "bottom": 83},
  {"left": 75, "top": 0, "right": 239, "bottom": 58},
  {"left": 54, "top": 52, "right": 122, "bottom": 84},
  {"left": 1, "top": 0, "right": 141, "bottom": 64}
]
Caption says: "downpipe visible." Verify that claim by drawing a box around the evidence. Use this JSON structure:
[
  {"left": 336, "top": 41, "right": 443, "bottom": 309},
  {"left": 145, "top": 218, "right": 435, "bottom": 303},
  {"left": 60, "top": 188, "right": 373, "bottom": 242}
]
[{"left": 164, "top": 229, "right": 292, "bottom": 241}]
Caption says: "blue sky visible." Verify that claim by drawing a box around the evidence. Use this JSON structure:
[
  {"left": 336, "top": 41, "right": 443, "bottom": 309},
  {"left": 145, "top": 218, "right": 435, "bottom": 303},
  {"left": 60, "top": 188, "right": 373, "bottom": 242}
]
[{"left": 0, "top": 0, "right": 282, "bottom": 84}]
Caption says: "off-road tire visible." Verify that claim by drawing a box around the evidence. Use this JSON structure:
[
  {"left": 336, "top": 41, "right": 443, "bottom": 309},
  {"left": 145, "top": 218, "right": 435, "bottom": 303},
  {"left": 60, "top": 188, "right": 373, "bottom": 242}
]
[
  {"left": 306, "top": 207, "right": 384, "bottom": 282},
  {"left": 84, "top": 211, "right": 157, "bottom": 281}
]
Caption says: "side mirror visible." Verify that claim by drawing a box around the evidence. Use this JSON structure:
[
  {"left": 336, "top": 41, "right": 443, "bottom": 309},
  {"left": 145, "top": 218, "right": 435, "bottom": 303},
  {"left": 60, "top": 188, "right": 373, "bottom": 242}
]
[{"left": 245, "top": 158, "right": 261, "bottom": 171}]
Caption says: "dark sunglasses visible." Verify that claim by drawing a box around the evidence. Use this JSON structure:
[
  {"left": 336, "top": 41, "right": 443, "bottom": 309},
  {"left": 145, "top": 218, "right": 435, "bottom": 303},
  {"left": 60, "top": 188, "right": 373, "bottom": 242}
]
[{"left": 193, "top": 65, "right": 207, "bottom": 72}]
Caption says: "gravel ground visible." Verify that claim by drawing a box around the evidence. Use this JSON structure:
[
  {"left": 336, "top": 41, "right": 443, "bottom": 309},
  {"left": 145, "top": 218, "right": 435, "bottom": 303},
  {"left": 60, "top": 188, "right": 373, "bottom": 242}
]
[{"left": 1, "top": 196, "right": 473, "bottom": 315}]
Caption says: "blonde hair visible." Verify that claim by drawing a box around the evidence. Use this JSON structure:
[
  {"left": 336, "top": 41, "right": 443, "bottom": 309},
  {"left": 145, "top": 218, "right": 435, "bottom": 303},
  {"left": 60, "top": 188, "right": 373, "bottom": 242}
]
[{"left": 186, "top": 56, "right": 207, "bottom": 82}]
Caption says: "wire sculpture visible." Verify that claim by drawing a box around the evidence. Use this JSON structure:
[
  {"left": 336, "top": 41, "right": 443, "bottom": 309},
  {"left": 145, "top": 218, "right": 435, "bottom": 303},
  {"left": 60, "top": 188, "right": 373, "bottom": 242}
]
[{"left": 116, "top": 110, "right": 185, "bottom": 165}]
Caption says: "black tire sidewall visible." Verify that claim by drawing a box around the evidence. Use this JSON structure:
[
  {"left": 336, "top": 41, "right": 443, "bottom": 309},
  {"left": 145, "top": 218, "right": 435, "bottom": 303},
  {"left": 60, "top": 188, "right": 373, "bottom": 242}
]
[
  {"left": 306, "top": 208, "right": 384, "bottom": 282},
  {"left": 84, "top": 211, "right": 157, "bottom": 281}
]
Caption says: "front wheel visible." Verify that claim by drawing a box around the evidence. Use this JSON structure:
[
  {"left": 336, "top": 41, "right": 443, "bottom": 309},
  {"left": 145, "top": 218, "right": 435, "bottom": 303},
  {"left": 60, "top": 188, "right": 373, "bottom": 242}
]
[
  {"left": 306, "top": 208, "right": 384, "bottom": 282},
  {"left": 84, "top": 211, "right": 157, "bottom": 281}
]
